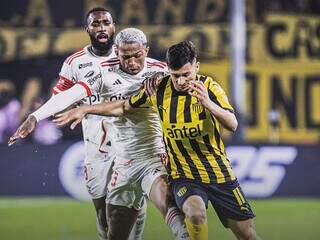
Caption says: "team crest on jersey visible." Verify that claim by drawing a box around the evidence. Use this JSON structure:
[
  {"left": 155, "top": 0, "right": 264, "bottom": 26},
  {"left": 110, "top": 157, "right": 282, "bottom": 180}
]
[
  {"left": 177, "top": 186, "right": 188, "bottom": 197},
  {"left": 79, "top": 62, "right": 93, "bottom": 69},
  {"left": 192, "top": 102, "right": 204, "bottom": 113}
]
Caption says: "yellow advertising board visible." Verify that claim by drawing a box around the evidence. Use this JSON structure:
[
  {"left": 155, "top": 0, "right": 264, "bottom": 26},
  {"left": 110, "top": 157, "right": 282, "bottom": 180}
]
[{"left": 200, "top": 62, "right": 320, "bottom": 143}]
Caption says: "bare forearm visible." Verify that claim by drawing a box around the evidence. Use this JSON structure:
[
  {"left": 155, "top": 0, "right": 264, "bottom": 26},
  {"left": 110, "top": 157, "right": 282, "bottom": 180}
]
[
  {"left": 82, "top": 100, "right": 130, "bottom": 117},
  {"left": 206, "top": 102, "right": 238, "bottom": 132}
]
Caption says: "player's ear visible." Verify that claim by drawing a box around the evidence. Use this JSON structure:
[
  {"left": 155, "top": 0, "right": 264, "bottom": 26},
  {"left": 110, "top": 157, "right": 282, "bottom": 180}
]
[
  {"left": 115, "top": 47, "right": 119, "bottom": 56},
  {"left": 145, "top": 46, "right": 149, "bottom": 55},
  {"left": 195, "top": 61, "right": 200, "bottom": 73},
  {"left": 85, "top": 25, "right": 89, "bottom": 34}
]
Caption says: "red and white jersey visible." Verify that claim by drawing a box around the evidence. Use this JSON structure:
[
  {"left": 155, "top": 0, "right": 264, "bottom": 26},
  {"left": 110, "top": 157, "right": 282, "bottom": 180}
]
[
  {"left": 52, "top": 45, "right": 118, "bottom": 163},
  {"left": 78, "top": 57, "right": 168, "bottom": 162}
]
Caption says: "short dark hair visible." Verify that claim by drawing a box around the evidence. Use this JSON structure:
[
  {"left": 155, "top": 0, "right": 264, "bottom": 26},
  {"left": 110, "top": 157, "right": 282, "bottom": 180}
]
[
  {"left": 166, "top": 41, "right": 197, "bottom": 70},
  {"left": 84, "top": 7, "right": 112, "bottom": 26}
]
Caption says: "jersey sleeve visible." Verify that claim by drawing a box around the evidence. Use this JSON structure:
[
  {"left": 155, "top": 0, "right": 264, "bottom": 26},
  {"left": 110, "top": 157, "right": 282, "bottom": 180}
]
[
  {"left": 52, "top": 62, "right": 76, "bottom": 95},
  {"left": 129, "top": 87, "right": 152, "bottom": 108},
  {"left": 207, "top": 78, "right": 234, "bottom": 113}
]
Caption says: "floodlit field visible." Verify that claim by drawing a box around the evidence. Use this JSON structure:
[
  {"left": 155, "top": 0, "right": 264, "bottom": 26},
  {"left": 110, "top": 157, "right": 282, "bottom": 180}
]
[{"left": 0, "top": 198, "right": 319, "bottom": 240}]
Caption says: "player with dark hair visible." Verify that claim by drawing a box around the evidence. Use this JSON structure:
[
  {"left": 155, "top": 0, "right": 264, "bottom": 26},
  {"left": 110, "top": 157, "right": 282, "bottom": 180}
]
[
  {"left": 54, "top": 40, "right": 259, "bottom": 240},
  {"left": 9, "top": 28, "right": 189, "bottom": 240},
  {"left": 9, "top": 7, "right": 147, "bottom": 240}
]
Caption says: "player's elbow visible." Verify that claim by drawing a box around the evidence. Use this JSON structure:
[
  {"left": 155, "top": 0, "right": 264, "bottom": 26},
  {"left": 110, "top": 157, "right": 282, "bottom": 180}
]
[
  {"left": 230, "top": 120, "right": 238, "bottom": 132},
  {"left": 226, "top": 115, "right": 238, "bottom": 132}
]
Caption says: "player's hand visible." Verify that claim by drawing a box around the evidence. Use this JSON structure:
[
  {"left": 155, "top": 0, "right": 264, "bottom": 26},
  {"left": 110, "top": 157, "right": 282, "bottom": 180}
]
[
  {"left": 143, "top": 72, "right": 165, "bottom": 96},
  {"left": 8, "top": 115, "right": 37, "bottom": 146},
  {"left": 53, "top": 107, "right": 86, "bottom": 130},
  {"left": 188, "top": 80, "right": 211, "bottom": 108}
]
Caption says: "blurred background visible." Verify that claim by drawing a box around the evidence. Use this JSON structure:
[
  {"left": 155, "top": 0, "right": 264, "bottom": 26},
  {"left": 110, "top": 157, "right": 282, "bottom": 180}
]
[{"left": 0, "top": 0, "right": 319, "bottom": 239}]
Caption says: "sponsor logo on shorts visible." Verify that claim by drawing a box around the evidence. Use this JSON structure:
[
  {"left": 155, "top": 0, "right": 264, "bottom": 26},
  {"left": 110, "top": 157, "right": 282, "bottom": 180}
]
[
  {"left": 79, "top": 62, "right": 93, "bottom": 69},
  {"left": 177, "top": 186, "right": 188, "bottom": 197},
  {"left": 152, "top": 168, "right": 161, "bottom": 175}
]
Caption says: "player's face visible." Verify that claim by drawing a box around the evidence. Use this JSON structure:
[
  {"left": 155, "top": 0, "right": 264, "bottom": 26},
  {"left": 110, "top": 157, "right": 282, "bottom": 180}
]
[
  {"left": 116, "top": 43, "right": 149, "bottom": 75},
  {"left": 86, "top": 11, "right": 115, "bottom": 51},
  {"left": 169, "top": 61, "right": 199, "bottom": 92}
]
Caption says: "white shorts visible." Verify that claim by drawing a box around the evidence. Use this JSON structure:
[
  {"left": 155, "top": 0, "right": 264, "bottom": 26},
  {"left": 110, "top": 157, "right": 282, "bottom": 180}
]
[
  {"left": 106, "top": 156, "right": 166, "bottom": 210},
  {"left": 84, "top": 159, "right": 114, "bottom": 199}
]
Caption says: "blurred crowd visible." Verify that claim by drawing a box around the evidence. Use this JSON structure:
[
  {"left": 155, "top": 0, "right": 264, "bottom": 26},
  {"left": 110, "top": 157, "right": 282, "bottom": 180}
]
[{"left": 0, "top": 78, "right": 65, "bottom": 145}]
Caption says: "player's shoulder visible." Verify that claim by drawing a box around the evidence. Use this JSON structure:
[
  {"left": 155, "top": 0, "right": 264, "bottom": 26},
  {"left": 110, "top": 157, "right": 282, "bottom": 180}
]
[
  {"left": 100, "top": 56, "right": 120, "bottom": 68},
  {"left": 146, "top": 57, "right": 167, "bottom": 70},
  {"left": 63, "top": 47, "right": 89, "bottom": 66},
  {"left": 197, "top": 74, "right": 217, "bottom": 86}
]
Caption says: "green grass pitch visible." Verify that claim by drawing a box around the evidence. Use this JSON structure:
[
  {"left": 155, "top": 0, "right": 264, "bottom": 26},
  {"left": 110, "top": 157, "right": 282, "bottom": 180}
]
[{"left": 0, "top": 197, "right": 319, "bottom": 239}]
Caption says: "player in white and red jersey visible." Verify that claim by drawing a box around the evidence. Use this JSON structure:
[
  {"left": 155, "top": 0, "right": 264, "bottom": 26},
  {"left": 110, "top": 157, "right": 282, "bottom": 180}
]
[
  {"left": 9, "top": 28, "right": 189, "bottom": 240},
  {"left": 9, "top": 7, "right": 146, "bottom": 240}
]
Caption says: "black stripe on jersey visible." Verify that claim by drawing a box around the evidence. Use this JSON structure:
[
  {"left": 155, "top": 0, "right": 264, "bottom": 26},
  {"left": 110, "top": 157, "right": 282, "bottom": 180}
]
[
  {"left": 130, "top": 91, "right": 148, "bottom": 108},
  {"left": 156, "top": 77, "right": 169, "bottom": 121},
  {"left": 208, "top": 88, "right": 234, "bottom": 113},
  {"left": 208, "top": 88, "right": 224, "bottom": 109},
  {"left": 197, "top": 76, "right": 208, "bottom": 120},
  {"left": 169, "top": 89, "right": 178, "bottom": 123},
  {"left": 210, "top": 115, "right": 224, "bottom": 155},
  {"left": 198, "top": 107, "right": 206, "bottom": 120},
  {"left": 175, "top": 140, "right": 201, "bottom": 181},
  {"left": 189, "top": 138, "right": 217, "bottom": 183},
  {"left": 203, "top": 134, "right": 231, "bottom": 181},
  {"left": 184, "top": 95, "right": 192, "bottom": 122},
  {"left": 162, "top": 137, "right": 172, "bottom": 174},
  {"left": 166, "top": 138, "right": 186, "bottom": 178},
  {"left": 199, "top": 75, "right": 208, "bottom": 83}
]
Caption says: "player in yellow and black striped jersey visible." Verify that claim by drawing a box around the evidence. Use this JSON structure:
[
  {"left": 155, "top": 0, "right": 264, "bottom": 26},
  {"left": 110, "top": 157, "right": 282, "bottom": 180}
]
[
  {"left": 53, "top": 40, "right": 259, "bottom": 240},
  {"left": 130, "top": 74, "right": 237, "bottom": 185},
  {"left": 129, "top": 41, "right": 258, "bottom": 240}
]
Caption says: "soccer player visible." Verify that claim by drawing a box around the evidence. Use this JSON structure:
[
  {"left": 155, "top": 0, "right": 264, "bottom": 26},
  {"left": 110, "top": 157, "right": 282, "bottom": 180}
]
[
  {"left": 9, "top": 28, "right": 189, "bottom": 240},
  {"left": 54, "top": 40, "right": 259, "bottom": 240},
  {"left": 9, "top": 7, "right": 146, "bottom": 240}
]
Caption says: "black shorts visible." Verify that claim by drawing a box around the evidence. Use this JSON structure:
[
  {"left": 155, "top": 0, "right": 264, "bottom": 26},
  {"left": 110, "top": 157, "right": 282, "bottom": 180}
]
[{"left": 170, "top": 178, "right": 255, "bottom": 228}]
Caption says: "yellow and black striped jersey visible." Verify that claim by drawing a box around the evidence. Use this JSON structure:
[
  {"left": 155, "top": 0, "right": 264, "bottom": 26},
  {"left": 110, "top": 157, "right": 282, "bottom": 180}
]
[{"left": 129, "top": 74, "right": 236, "bottom": 184}]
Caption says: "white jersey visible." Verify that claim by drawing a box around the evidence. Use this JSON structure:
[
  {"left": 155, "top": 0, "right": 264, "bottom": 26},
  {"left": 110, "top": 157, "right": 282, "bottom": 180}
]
[
  {"left": 53, "top": 45, "right": 118, "bottom": 163},
  {"left": 78, "top": 57, "right": 168, "bottom": 162}
]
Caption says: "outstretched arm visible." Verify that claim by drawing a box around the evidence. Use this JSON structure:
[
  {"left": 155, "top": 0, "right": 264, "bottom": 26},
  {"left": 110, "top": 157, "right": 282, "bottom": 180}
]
[
  {"left": 54, "top": 99, "right": 133, "bottom": 129},
  {"left": 8, "top": 84, "right": 88, "bottom": 146},
  {"left": 188, "top": 80, "right": 238, "bottom": 132}
]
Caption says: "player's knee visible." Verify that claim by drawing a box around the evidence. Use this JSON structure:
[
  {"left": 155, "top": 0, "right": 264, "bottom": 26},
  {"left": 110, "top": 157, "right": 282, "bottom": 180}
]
[
  {"left": 234, "top": 221, "right": 257, "bottom": 240},
  {"left": 186, "top": 208, "right": 206, "bottom": 225},
  {"left": 184, "top": 201, "right": 207, "bottom": 225},
  {"left": 183, "top": 196, "right": 207, "bottom": 225},
  {"left": 150, "top": 176, "right": 170, "bottom": 216},
  {"left": 242, "top": 224, "right": 257, "bottom": 240}
]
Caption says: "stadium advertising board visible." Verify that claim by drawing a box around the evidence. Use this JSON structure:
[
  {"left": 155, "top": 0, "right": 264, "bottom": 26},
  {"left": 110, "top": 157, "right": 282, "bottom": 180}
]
[
  {"left": 1, "top": 142, "right": 319, "bottom": 200},
  {"left": 0, "top": 14, "right": 319, "bottom": 143},
  {"left": 200, "top": 63, "right": 320, "bottom": 143}
]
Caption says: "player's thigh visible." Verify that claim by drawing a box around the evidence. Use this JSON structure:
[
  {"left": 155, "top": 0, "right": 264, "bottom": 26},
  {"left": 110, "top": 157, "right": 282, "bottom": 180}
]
[
  {"left": 107, "top": 164, "right": 142, "bottom": 209},
  {"left": 208, "top": 179, "right": 255, "bottom": 228},
  {"left": 85, "top": 159, "right": 113, "bottom": 199},
  {"left": 148, "top": 174, "right": 169, "bottom": 215},
  {"left": 141, "top": 160, "right": 168, "bottom": 212},
  {"left": 141, "top": 160, "right": 167, "bottom": 199},
  {"left": 170, "top": 179, "right": 208, "bottom": 218},
  {"left": 107, "top": 204, "right": 139, "bottom": 240}
]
